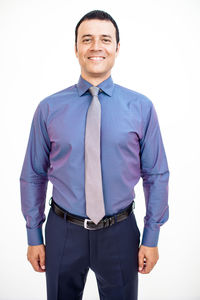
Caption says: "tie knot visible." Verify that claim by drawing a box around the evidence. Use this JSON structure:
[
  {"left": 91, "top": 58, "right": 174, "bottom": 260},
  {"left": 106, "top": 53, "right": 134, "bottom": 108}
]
[{"left": 88, "top": 86, "right": 100, "bottom": 97}]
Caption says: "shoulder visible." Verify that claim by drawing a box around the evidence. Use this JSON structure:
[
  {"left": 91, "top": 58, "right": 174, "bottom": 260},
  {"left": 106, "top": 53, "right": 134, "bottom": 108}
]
[
  {"left": 34, "top": 84, "right": 77, "bottom": 117},
  {"left": 114, "top": 83, "right": 154, "bottom": 109},
  {"left": 39, "top": 84, "right": 76, "bottom": 106}
]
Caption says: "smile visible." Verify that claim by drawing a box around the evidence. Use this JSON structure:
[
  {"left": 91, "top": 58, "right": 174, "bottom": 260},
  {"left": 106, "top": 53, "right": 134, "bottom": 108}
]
[{"left": 88, "top": 56, "right": 105, "bottom": 61}]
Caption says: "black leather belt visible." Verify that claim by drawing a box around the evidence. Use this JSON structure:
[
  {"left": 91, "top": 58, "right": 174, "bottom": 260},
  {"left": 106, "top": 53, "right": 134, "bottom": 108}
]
[{"left": 49, "top": 197, "right": 134, "bottom": 230}]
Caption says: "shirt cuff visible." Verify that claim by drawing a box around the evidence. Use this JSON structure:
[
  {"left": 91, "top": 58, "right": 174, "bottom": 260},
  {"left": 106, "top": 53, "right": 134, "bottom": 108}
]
[
  {"left": 26, "top": 226, "right": 44, "bottom": 245},
  {"left": 141, "top": 226, "right": 160, "bottom": 247}
]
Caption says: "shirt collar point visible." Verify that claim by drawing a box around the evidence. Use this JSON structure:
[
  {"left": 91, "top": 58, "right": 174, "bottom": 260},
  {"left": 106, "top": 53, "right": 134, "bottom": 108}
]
[{"left": 77, "top": 75, "right": 114, "bottom": 98}]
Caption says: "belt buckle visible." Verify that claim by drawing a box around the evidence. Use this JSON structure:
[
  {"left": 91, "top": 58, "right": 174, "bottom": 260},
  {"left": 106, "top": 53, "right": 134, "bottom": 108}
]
[{"left": 84, "top": 218, "right": 97, "bottom": 230}]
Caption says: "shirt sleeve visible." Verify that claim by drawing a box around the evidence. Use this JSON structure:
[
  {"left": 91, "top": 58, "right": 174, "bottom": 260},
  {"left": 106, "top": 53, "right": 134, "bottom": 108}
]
[
  {"left": 19, "top": 101, "right": 51, "bottom": 245},
  {"left": 139, "top": 99, "right": 170, "bottom": 247}
]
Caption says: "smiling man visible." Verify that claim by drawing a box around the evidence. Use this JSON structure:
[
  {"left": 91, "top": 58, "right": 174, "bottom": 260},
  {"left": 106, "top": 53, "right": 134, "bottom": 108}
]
[
  {"left": 75, "top": 18, "right": 119, "bottom": 85},
  {"left": 20, "top": 10, "right": 169, "bottom": 300}
]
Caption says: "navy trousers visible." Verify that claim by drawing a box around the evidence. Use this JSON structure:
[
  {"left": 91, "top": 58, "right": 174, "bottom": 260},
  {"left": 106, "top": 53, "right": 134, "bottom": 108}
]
[{"left": 45, "top": 203, "right": 140, "bottom": 300}]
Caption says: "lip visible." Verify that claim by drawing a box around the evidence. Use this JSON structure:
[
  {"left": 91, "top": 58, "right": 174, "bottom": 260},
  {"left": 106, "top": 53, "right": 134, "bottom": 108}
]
[{"left": 88, "top": 56, "right": 105, "bottom": 60}]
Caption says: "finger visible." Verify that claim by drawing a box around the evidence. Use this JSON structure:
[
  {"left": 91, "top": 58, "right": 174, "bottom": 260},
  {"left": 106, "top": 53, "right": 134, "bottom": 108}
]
[
  {"left": 39, "top": 250, "right": 46, "bottom": 271},
  {"left": 138, "top": 251, "right": 145, "bottom": 272},
  {"left": 141, "top": 259, "right": 154, "bottom": 274},
  {"left": 30, "top": 257, "right": 43, "bottom": 272}
]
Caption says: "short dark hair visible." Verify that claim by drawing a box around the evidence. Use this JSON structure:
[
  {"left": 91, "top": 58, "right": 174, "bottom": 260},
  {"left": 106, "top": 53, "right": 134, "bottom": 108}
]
[{"left": 75, "top": 10, "right": 120, "bottom": 51}]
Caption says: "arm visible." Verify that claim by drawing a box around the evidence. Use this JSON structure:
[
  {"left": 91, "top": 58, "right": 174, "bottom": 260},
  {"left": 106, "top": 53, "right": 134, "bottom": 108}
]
[
  {"left": 138, "top": 99, "right": 169, "bottom": 273},
  {"left": 20, "top": 101, "right": 51, "bottom": 246}
]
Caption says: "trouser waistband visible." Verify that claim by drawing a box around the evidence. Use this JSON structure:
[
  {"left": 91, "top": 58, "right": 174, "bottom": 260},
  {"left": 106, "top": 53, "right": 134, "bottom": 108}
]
[{"left": 49, "top": 197, "right": 134, "bottom": 230}]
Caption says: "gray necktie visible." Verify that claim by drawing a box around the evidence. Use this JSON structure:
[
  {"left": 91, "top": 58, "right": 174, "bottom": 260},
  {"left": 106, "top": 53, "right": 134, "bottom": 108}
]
[{"left": 85, "top": 86, "right": 105, "bottom": 224}]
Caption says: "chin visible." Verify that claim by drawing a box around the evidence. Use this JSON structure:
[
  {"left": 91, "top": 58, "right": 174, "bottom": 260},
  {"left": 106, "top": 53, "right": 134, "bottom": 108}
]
[{"left": 87, "top": 68, "right": 108, "bottom": 75}]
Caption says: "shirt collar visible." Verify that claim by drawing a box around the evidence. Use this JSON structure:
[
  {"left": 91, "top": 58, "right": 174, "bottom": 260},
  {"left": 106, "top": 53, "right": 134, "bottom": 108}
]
[{"left": 76, "top": 74, "right": 114, "bottom": 97}]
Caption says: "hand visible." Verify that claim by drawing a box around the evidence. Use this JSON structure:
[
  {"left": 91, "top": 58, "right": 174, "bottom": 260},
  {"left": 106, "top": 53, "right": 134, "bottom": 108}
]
[
  {"left": 27, "top": 244, "right": 46, "bottom": 272},
  {"left": 138, "top": 245, "right": 159, "bottom": 274}
]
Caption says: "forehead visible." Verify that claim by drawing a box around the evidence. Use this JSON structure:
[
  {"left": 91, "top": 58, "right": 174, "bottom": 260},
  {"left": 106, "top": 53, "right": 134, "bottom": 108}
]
[{"left": 77, "top": 19, "right": 116, "bottom": 39}]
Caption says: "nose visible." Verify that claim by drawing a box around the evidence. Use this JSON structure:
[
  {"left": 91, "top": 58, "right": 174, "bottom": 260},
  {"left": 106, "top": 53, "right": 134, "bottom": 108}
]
[{"left": 90, "top": 38, "right": 102, "bottom": 51}]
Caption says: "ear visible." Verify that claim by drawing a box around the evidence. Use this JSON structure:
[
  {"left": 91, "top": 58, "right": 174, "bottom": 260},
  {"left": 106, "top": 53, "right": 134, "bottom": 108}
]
[
  {"left": 116, "top": 42, "right": 120, "bottom": 57},
  {"left": 75, "top": 43, "right": 78, "bottom": 58}
]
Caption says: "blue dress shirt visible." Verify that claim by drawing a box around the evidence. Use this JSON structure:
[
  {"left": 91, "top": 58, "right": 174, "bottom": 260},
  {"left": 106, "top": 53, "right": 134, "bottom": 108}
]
[{"left": 20, "top": 74, "right": 169, "bottom": 247}]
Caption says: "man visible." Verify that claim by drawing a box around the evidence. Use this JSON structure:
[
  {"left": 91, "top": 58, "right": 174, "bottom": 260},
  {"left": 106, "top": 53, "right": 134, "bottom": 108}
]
[{"left": 20, "top": 10, "right": 169, "bottom": 300}]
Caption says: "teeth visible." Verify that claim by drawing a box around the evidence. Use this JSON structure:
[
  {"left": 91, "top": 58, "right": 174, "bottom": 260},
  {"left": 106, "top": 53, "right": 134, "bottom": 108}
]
[{"left": 88, "top": 57, "right": 104, "bottom": 60}]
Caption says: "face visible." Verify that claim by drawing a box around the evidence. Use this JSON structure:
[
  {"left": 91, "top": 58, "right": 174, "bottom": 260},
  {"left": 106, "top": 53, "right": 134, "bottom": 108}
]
[{"left": 75, "top": 19, "right": 120, "bottom": 83}]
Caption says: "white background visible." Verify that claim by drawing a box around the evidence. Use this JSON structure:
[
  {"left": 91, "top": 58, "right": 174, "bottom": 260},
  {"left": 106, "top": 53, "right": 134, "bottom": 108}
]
[{"left": 1, "top": 0, "right": 200, "bottom": 299}]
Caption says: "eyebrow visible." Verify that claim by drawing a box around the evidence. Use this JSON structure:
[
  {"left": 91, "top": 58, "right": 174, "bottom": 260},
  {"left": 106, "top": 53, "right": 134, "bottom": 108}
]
[{"left": 81, "top": 34, "right": 112, "bottom": 39}]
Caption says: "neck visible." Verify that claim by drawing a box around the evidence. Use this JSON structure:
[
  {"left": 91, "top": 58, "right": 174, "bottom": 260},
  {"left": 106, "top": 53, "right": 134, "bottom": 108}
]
[{"left": 81, "top": 72, "right": 111, "bottom": 86}]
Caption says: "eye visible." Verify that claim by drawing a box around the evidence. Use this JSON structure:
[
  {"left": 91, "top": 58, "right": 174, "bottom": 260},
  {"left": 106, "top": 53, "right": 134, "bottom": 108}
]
[
  {"left": 83, "top": 39, "right": 91, "bottom": 42},
  {"left": 103, "top": 39, "right": 111, "bottom": 43}
]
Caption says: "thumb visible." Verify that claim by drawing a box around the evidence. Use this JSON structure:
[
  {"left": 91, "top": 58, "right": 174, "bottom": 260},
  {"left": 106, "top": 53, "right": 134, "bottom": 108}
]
[{"left": 138, "top": 249, "right": 144, "bottom": 272}]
